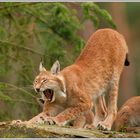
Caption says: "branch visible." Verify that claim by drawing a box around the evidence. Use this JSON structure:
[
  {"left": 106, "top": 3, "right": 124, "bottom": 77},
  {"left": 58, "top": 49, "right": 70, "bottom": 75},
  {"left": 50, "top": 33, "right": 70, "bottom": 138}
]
[
  {"left": 0, "top": 98, "right": 38, "bottom": 105},
  {"left": 0, "top": 82, "right": 36, "bottom": 99},
  {"left": 0, "top": 3, "right": 40, "bottom": 12},
  {"left": 0, "top": 40, "right": 43, "bottom": 56}
]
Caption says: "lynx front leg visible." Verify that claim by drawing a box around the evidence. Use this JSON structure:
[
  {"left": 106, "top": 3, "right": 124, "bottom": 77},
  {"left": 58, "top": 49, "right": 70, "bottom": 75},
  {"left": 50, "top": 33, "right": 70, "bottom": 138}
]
[
  {"left": 27, "top": 102, "right": 65, "bottom": 124},
  {"left": 93, "top": 95, "right": 107, "bottom": 127},
  {"left": 44, "top": 88, "right": 92, "bottom": 126},
  {"left": 45, "top": 103, "right": 92, "bottom": 126},
  {"left": 97, "top": 81, "right": 118, "bottom": 131}
]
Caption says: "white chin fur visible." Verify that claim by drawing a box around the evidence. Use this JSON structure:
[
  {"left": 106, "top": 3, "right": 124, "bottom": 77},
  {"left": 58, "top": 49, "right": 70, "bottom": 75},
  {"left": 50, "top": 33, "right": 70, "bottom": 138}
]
[{"left": 41, "top": 93, "right": 46, "bottom": 101}]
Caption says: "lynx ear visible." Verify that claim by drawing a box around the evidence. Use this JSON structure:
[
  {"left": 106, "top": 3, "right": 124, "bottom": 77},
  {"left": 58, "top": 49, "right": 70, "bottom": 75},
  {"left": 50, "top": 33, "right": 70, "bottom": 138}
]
[
  {"left": 39, "top": 62, "right": 46, "bottom": 72},
  {"left": 51, "top": 60, "right": 60, "bottom": 75}
]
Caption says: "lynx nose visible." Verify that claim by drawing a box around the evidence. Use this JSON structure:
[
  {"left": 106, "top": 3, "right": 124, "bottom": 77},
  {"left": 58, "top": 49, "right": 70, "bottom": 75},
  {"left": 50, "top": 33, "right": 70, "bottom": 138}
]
[{"left": 36, "top": 88, "right": 40, "bottom": 92}]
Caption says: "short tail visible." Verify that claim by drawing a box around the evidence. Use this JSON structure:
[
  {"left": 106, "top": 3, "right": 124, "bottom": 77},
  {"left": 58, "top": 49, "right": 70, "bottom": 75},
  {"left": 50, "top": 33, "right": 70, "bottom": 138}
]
[{"left": 124, "top": 53, "right": 130, "bottom": 66}]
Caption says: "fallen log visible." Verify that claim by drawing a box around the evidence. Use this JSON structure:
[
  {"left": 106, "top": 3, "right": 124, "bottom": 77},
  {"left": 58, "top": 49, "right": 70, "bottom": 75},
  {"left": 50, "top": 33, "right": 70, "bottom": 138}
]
[{"left": 0, "top": 120, "right": 140, "bottom": 138}]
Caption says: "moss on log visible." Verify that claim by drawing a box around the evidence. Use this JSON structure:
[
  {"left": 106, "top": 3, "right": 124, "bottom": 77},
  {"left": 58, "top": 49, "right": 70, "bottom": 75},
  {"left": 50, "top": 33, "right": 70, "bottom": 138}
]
[{"left": 0, "top": 120, "right": 140, "bottom": 138}]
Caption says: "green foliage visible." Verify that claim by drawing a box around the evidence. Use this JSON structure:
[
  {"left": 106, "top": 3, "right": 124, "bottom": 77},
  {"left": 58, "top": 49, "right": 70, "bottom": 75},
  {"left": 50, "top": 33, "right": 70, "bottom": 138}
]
[
  {"left": 0, "top": 92, "right": 12, "bottom": 101},
  {"left": 81, "top": 3, "right": 116, "bottom": 29},
  {"left": 0, "top": 2, "right": 115, "bottom": 121}
]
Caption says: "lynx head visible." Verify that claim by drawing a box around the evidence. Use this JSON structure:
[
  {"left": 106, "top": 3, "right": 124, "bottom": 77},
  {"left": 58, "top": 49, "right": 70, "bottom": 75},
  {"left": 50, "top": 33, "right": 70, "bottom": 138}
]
[{"left": 33, "top": 60, "right": 66, "bottom": 103}]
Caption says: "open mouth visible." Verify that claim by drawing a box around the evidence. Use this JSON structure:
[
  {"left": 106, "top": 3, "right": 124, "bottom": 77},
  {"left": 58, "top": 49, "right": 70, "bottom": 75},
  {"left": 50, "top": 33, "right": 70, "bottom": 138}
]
[{"left": 43, "top": 89, "right": 54, "bottom": 102}]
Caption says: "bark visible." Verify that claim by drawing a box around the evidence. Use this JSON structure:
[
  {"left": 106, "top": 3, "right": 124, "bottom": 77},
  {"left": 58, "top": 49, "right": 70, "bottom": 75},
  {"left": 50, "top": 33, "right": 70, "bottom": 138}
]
[{"left": 0, "top": 120, "right": 140, "bottom": 138}]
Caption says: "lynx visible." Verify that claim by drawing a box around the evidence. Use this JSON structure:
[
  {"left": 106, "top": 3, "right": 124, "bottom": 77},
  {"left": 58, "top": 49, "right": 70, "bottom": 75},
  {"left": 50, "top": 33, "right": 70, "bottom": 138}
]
[
  {"left": 114, "top": 96, "right": 140, "bottom": 132},
  {"left": 29, "top": 28, "right": 129, "bottom": 130}
]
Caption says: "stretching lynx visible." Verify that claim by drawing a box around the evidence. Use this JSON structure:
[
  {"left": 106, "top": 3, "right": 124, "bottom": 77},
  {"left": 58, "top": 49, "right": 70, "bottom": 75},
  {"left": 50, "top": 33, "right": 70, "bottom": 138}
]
[{"left": 30, "top": 28, "right": 129, "bottom": 130}]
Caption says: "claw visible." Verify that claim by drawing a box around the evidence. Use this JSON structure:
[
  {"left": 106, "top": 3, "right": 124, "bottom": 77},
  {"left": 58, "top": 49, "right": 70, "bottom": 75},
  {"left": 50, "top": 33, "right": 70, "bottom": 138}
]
[
  {"left": 40, "top": 116, "right": 45, "bottom": 121},
  {"left": 97, "top": 122, "right": 110, "bottom": 131},
  {"left": 97, "top": 123, "right": 102, "bottom": 130},
  {"left": 44, "top": 117, "right": 56, "bottom": 125}
]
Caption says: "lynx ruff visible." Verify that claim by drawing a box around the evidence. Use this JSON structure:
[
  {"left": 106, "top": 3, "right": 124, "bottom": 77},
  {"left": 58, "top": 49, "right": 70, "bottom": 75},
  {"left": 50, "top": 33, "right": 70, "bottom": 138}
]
[{"left": 32, "top": 28, "right": 129, "bottom": 131}]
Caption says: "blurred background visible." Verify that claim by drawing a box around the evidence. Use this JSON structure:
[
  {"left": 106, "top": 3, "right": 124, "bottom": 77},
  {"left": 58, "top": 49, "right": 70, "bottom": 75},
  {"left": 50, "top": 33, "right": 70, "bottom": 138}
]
[{"left": 0, "top": 2, "right": 139, "bottom": 121}]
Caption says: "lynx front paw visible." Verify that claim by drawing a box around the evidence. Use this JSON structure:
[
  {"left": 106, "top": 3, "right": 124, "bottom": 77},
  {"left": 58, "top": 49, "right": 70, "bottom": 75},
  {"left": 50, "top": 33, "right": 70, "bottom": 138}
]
[
  {"left": 27, "top": 112, "right": 49, "bottom": 124},
  {"left": 97, "top": 121, "right": 111, "bottom": 131},
  {"left": 43, "top": 117, "right": 66, "bottom": 126},
  {"left": 44, "top": 117, "right": 56, "bottom": 125}
]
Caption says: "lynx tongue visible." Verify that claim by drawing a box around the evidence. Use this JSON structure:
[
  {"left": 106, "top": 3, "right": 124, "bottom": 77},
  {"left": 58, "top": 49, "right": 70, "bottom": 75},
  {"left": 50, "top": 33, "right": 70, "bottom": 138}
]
[{"left": 43, "top": 89, "right": 53, "bottom": 102}]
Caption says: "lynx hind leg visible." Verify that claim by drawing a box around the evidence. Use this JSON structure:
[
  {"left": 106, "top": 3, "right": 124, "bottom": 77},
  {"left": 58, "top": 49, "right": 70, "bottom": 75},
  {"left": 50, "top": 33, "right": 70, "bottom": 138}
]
[
  {"left": 73, "top": 115, "right": 86, "bottom": 128},
  {"left": 97, "top": 79, "right": 119, "bottom": 131},
  {"left": 93, "top": 95, "right": 107, "bottom": 127},
  {"left": 84, "top": 110, "right": 95, "bottom": 129},
  {"left": 73, "top": 110, "right": 94, "bottom": 129}
]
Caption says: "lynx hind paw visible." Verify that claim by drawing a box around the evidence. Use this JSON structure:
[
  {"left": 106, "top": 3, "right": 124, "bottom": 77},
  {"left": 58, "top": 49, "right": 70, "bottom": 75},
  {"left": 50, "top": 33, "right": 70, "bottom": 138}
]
[
  {"left": 84, "top": 124, "right": 96, "bottom": 130},
  {"left": 97, "top": 122, "right": 111, "bottom": 131},
  {"left": 49, "top": 117, "right": 69, "bottom": 126}
]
